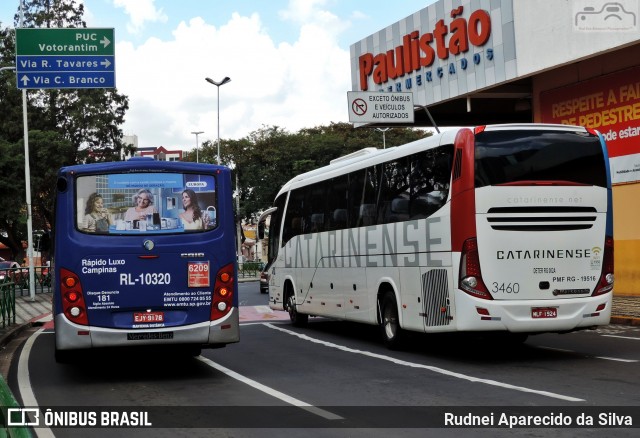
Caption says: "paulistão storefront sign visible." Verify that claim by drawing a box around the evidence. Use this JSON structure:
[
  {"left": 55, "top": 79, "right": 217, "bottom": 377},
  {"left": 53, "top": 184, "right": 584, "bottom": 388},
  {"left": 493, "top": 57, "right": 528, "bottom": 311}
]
[{"left": 540, "top": 66, "right": 640, "bottom": 185}]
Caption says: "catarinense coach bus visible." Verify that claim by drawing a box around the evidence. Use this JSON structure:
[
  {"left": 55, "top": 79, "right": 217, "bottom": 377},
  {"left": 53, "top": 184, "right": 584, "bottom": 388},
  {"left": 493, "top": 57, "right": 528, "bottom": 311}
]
[{"left": 258, "top": 124, "right": 614, "bottom": 348}]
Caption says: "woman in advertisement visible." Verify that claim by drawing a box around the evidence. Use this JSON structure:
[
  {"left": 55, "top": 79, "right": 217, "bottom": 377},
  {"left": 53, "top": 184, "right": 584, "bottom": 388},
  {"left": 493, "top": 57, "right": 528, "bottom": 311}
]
[
  {"left": 124, "top": 188, "right": 158, "bottom": 222},
  {"left": 179, "top": 189, "right": 209, "bottom": 230},
  {"left": 82, "top": 193, "right": 112, "bottom": 233}
]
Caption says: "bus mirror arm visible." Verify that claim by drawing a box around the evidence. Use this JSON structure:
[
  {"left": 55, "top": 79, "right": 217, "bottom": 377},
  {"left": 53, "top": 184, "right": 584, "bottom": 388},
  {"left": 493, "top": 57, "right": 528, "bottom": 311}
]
[
  {"left": 415, "top": 104, "right": 440, "bottom": 134},
  {"left": 257, "top": 207, "right": 278, "bottom": 239}
]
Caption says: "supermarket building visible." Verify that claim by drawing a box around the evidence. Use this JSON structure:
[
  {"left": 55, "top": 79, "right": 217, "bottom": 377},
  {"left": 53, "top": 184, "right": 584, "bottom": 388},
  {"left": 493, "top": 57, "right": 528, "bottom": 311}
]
[{"left": 350, "top": 0, "right": 640, "bottom": 296}]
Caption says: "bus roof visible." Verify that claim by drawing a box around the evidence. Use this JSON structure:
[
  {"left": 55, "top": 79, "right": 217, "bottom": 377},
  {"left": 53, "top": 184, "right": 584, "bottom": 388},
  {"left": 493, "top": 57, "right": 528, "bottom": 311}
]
[{"left": 58, "top": 157, "right": 230, "bottom": 176}]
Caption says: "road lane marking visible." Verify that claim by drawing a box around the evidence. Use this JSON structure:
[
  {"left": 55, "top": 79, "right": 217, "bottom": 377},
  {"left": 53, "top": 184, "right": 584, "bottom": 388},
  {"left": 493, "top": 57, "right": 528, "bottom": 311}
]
[
  {"left": 603, "top": 335, "right": 640, "bottom": 341},
  {"left": 264, "top": 323, "right": 585, "bottom": 402},
  {"left": 19, "top": 327, "right": 341, "bottom": 425},
  {"left": 594, "top": 356, "right": 638, "bottom": 362},
  {"left": 536, "top": 346, "right": 638, "bottom": 362},
  {"left": 17, "top": 328, "right": 56, "bottom": 438},
  {"left": 196, "top": 356, "right": 343, "bottom": 421},
  {"left": 239, "top": 305, "right": 289, "bottom": 322}
]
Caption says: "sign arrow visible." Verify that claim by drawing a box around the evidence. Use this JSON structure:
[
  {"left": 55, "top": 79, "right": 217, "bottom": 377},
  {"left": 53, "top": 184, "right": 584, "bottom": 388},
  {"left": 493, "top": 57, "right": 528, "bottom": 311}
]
[
  {"left": 20, "top": 75, "right": 30, "bottom": 86},
  {"left": 100, "top": 36, "right": 111, "bottom": 49},
  {"left": 100, "top": 59, "right": 112, "bottom": 69}
]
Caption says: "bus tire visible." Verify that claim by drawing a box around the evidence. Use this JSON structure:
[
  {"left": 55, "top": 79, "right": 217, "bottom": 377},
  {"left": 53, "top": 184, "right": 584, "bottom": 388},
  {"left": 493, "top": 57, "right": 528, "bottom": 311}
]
[
  {"left": 286, "top": 291, "right": 308, "bottom": 327},
  {"left": 380, "top": 291, "right": 404, "bottom": 349}
]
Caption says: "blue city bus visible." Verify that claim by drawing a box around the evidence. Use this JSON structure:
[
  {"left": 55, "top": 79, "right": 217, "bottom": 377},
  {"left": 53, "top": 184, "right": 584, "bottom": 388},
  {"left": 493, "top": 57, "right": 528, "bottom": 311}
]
[{"left": 52, "top": 157, "right": 239, "bottom": 362}]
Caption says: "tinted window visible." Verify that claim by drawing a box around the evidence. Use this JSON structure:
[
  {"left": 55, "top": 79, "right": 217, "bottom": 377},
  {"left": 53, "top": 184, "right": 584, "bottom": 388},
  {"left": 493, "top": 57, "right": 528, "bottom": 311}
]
[
  {"left": 410, "top": 147, "right": 452, "bottom": 219},
  {"left": 327, "top": 176, "right": 349, "bottom": 231},
  {"left": 378, "top": 158, "right": 410, "bottom": 224},
  {"left": 474, "top": 130, "right": 607, "bottom": 188},
  {"left": 269, "top": 193, "right": 286, "bottom": 254},
  {"left": 350, "top": 166, "right": 380, "bottom": 228},
  {"left": 279, "top": 144, "right": 454, "bottom": 239},
  {"left": 76, "top": 173, "right": 218, "bottom": 234},
  {"left": 282, "top": 189, "right": 305, "bottom": 244}
]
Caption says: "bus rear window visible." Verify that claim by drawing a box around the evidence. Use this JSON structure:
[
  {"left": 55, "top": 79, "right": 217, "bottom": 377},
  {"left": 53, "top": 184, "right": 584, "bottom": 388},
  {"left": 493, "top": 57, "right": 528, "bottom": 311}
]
[
  {"left": 474, "top": 130, "right": 607, "bottom": 188},
  {"left": 76, "top": 172, "right": 218, "bottom": 234}
]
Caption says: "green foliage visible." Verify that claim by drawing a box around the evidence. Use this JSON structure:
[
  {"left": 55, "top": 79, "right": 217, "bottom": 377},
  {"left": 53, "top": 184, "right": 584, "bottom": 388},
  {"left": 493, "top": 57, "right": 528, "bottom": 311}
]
[
  {"left": 0, "top": 0, "right": 130, "bottom": 260},
  {"left": 0, "top": 1, "right": 430, "bottom": 258},
  {"left": 214, "top": 122, "right": 430, "bottom": 220}
]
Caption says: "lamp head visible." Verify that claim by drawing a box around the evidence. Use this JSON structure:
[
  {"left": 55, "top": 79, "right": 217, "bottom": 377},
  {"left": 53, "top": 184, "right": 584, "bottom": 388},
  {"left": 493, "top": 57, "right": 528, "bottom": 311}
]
[{"left": 205, "top": 77, "right": 231, "bottom": 87}]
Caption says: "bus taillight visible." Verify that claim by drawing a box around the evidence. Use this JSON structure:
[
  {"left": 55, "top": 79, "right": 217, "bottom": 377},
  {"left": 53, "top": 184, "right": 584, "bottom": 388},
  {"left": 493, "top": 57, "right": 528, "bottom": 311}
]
[
  {"left": 459, "top": 238, "right": 492, "bottom": 300},
  {"left": 211, "top": 263, "right": 235, "bottom": 320},
  {"left": 60, "top": 268, "right": 89, "bottom": 325},
  {"left": 593, "top": 236, "right": 614, "bottom": 296}
]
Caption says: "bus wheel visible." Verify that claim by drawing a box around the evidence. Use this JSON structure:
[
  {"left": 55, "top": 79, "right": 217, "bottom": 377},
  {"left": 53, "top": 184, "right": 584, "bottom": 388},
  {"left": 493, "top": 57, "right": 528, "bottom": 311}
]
[
  {"left": 380, "top": 291, "right": 403, "bottom": 349},
  {"left": 286, "top": 293, "right": 308, "bottom": 327}
]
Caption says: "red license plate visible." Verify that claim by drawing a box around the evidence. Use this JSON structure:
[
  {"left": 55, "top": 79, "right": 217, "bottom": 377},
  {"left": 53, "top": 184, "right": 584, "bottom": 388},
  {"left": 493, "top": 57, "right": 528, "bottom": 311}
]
[
  {"left": 134, "top": 312, "right": 164, "bottom": 323},
  {"left": 532, "top": 307, "right": 557, "bottom": 319}
]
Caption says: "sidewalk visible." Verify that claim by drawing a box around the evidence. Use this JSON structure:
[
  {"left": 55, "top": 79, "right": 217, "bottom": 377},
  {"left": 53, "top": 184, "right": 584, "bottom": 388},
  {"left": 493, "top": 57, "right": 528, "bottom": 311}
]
[{"left": 1, "top": 291, "right": 639, "bottom": 350}]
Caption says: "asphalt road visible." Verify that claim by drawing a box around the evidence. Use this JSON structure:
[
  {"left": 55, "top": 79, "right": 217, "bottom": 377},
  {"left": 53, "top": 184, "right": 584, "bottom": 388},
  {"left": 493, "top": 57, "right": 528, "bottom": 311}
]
[{"left": 6, "top": 281, "right": 640, "bottom": 438}]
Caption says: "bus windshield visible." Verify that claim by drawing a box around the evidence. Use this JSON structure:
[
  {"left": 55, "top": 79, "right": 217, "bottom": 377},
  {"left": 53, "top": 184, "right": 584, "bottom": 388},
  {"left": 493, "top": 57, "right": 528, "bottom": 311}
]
[
  {"left": 76, "top": 172, "right": 218, "bottom": 234},
  {"left": 474, "top": 129, "right": 608, "bottom": 188}
]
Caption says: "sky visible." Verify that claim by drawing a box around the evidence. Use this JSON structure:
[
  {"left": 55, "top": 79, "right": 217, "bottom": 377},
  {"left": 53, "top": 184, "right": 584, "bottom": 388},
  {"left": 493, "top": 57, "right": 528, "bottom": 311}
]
[{"left": 1, "top": 0, "right": 435, "bottom": 151}]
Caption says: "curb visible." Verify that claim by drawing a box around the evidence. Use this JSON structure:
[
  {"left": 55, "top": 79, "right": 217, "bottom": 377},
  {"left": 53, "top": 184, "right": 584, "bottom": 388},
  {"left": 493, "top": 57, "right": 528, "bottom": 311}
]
[
  {"left": 610, "top": 315, "right": 640, "bottom": 326},
  {"left": 0, "top": 321, "right": 37, "bottom": 351}
]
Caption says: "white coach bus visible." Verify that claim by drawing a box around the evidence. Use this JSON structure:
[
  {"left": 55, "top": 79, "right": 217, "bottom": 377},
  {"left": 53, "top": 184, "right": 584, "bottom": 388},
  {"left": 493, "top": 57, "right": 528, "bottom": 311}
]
[{"left": 258, "top": 124, "right": 614, "bottom": 348}]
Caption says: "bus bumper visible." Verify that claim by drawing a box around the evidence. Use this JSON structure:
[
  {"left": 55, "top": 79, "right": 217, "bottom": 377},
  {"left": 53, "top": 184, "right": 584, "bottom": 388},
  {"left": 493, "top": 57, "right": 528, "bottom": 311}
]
[
  {"left": 54, "top": 308, "right": 240, "bottom": 350},
  {"left": 452, "top": 290, "right": 612, "bottom": 333}
]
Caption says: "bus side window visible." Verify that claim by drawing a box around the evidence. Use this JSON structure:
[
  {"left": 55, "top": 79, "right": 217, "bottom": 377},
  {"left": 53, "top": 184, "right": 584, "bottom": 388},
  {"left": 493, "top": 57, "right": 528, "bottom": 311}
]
[
  {"left": 379, "top": 157, "right": 410, "bottom": 224},
  {"left": 410, "top": 146, "right": 454, "bottom": 219},
  {"left": 349, "top": 166, "right": 378, "bottom": 228},
  {"left": 331, "top": 209, "right": 347, "bottom": 230},
  {"left": 327, "top": 175, "right": 348, "bottom": 231},
  {"left": 359, "top": 204, "right": 376, "bottom": 226},
  {"left": 283, "top": 189, "right": 304, "bottom": 243}
]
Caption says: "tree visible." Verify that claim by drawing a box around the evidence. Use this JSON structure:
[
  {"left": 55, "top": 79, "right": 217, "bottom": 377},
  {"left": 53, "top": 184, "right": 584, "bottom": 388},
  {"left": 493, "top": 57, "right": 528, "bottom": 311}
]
[
  {"left": 0, "top": 0, "right": 130, "bottom": 261},
  {"left": 208, "top": 123, "right": 430, "bottom": 220}
]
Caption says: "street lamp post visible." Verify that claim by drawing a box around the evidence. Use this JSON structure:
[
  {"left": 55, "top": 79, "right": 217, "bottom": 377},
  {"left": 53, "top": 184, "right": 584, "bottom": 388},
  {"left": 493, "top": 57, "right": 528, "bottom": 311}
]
[
  {"left": 376, "top": 128, "right": 389, "bottom": 149},
  {"left": 191, "top": 131, "right": 203, "bottom": 163},
  {"left": 205, "top": 77, "right": 231, "bottom": 165}
]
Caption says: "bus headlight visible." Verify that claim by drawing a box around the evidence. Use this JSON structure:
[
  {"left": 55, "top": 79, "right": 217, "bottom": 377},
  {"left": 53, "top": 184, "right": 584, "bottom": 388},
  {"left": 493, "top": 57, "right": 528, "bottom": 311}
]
[{"left": 605, "top": 273, "right": 614, "bottom": 284}]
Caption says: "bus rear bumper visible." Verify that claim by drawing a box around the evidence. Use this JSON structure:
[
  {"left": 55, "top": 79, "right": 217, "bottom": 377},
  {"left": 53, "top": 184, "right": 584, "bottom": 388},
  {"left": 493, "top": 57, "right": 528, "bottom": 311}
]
[
  {"left": 452, "top": 291, "right": 612, "bottom": 333},
  {"left": 54, "top": 308, "right": 240, "bottom": 351}
]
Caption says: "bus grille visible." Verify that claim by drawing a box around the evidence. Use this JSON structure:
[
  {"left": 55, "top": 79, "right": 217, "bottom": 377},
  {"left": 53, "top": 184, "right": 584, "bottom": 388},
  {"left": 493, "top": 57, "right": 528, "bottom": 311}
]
[
  {"left": 486, "top": 206, "right": 597, "bottom": 231},
  {"left": 421, "top": 269, "right": 451, "bottom": 327}
]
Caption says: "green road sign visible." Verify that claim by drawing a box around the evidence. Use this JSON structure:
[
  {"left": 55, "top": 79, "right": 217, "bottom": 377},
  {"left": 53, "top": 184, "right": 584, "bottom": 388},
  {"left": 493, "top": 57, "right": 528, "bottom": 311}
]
[
  {"left": 16, "top": 28, "right": 114, "bottom": 56},
  {"left": 15, "top": 28, "right": 115, "bottom": 89}
]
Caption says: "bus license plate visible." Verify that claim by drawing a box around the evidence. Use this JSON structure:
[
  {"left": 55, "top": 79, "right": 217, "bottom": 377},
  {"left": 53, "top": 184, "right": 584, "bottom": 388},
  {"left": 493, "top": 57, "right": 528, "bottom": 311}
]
[
  {"left": 532, "top": 307, "right": 557, "bottom": 319},
  {"left": 134, "top": 312, "right": 164, "bottom": 323}
]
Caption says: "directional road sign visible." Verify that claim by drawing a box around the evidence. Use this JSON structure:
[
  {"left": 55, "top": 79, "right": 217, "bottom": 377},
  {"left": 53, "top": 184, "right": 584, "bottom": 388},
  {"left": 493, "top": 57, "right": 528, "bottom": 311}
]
[
  {"left": 347, "top": 91, "right": 414, "bottom": 124},
  {"left": 15, "top": 28, "right": 115, "bottom": 89}
]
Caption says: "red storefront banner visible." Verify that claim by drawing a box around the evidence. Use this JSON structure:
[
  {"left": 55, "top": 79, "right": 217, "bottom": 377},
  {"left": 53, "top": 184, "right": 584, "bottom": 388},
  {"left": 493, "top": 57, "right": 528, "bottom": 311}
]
[{"left": 540, "top": 67, "right": 640, "bottom": 184}]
